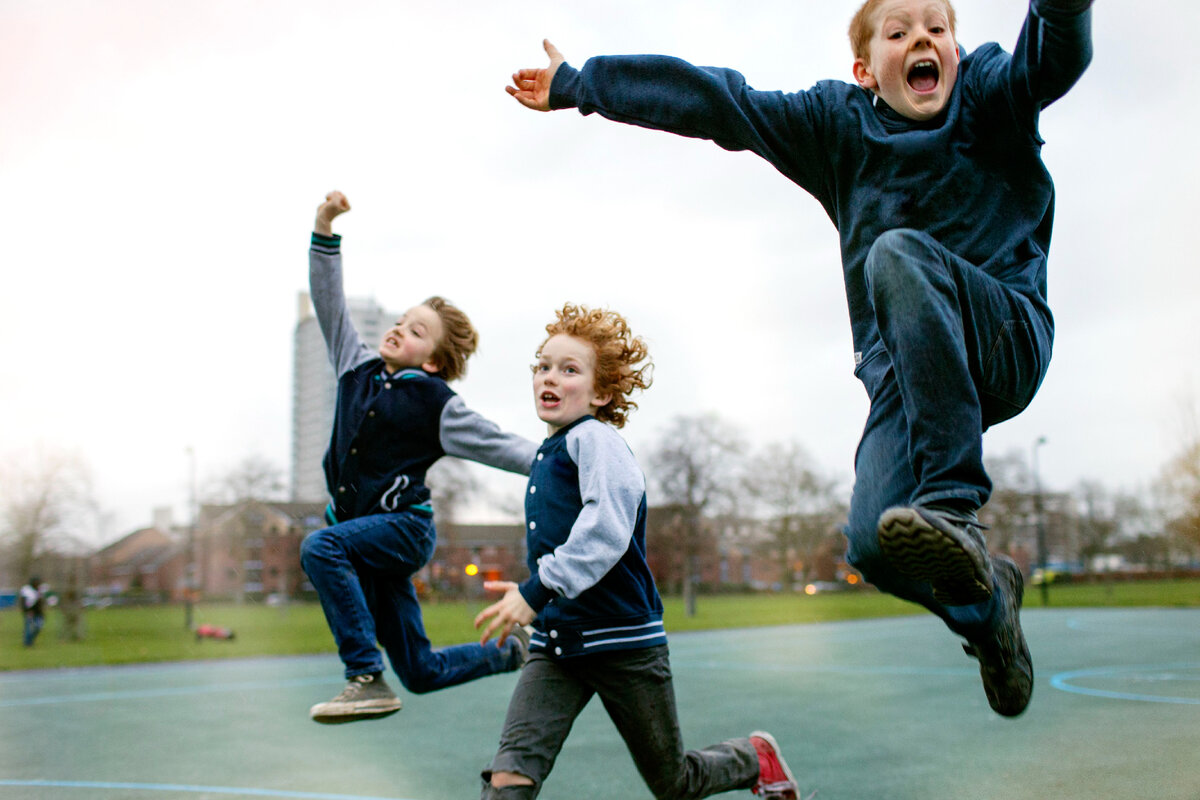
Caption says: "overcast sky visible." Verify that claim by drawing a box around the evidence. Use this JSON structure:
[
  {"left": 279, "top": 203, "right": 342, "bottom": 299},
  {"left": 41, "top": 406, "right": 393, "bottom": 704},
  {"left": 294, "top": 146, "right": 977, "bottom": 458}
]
[{"left": 3, "top": 0, "right": 1198, "bottom": 542}]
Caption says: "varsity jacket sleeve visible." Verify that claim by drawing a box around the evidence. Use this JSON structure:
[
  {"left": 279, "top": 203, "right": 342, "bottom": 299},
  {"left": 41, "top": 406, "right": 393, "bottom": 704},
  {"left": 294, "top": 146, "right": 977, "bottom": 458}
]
[
  {"left": 549, "top": 54, "right": 830, "bottom": 195},
  {"left": 309, "top": 233, "right": 376, "bottom": 378},
  {"left": 528, "top": 422, "right": 644, "bottom": 603},
  {"left": 439, "top": 397, "right": 538, "bottom": 475}
]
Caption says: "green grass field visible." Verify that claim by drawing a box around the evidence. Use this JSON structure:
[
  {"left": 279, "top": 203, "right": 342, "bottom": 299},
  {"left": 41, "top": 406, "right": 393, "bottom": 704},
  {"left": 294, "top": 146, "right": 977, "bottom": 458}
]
[{"left": 3, "top": 579, "right": 1197, "bottom": 672}]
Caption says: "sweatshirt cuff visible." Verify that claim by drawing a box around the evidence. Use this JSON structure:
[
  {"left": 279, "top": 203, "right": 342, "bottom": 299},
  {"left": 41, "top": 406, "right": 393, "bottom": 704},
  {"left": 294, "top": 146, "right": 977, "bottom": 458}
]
[
  {"left": 311, "top": 232, "right": 341, "bottom": 253},
  {"left": 1032, "top": 0, "right": 1092, "bottom": 17},
  {"left": 519, "top": 574, "right": 557, "bottom": 612},
  {"left": 549, "top": 62, "right": 580, "bottom": 110}
]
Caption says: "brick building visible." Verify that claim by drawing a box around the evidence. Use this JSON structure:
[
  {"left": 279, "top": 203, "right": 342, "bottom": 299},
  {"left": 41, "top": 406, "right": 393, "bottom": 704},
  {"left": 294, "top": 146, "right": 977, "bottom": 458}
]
[
  {"left": 89, "top": 526, "right": 187, "bottom": 601},
  {"left": 193, "top": 500, "right": 326, "bottom": 601}
]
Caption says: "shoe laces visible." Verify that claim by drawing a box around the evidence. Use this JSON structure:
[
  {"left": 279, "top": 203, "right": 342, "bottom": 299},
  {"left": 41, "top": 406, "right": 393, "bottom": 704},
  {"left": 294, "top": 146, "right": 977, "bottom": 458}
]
[
  {"left": 337, "top": 675, "right": 375, "bottom": 699},
  {"left": 920, "top": 503, "right": 989, "bottom": 531}
]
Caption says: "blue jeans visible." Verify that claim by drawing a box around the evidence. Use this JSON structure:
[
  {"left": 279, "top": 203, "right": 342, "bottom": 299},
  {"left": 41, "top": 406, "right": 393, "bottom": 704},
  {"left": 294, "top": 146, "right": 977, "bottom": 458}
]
[
  {"left": 845, "top": 229, "right": 1051, "bottom": 640},
  {"left": 300, "top": 511, "right": 521, "bottom": 691},
  {"left": 23, "top": 614, "right": 44, "bottom": 647}
]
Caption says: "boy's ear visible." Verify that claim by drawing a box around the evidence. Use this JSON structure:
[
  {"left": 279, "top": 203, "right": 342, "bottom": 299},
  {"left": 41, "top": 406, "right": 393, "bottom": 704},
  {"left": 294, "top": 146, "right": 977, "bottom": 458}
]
[
  {"left": 853, "top": 57, "right": 878, "bottom": 90},
  {"left": 592, "top": 392, "right": 612, "bottom": 410},
  {"left": 422, "top": 357, "right": 442, "bottom": 375}
]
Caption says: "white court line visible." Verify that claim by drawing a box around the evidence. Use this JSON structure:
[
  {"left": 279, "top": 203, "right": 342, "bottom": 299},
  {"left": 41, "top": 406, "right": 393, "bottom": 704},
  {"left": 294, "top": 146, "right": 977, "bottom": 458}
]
[
  {"left": 0, "top": 779, "right": 414, "bottom": 800},
  {"left": 0, "top": 676, "right": 341, "bottom": 708}
]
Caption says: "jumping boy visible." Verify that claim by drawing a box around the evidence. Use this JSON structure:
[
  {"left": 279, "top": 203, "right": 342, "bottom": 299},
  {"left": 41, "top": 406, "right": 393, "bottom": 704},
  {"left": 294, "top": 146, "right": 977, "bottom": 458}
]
[
  {"left": 473, "top": 304, "right": 802, "bottom": 800},
  {"left": 302, "top": 190, "right": 538, "bottom": 724},
  {"left": 506, "top": 0, "right": 1094, "bottom": 718}
]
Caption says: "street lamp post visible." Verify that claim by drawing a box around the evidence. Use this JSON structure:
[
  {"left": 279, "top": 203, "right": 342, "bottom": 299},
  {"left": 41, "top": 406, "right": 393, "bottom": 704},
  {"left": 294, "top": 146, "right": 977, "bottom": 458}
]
[
  {"left": 1032, "top": 436, "right": 1049, "bottom": 607},
  {"left": 185, "top": 447, "right": 197, "bottom": 630}
]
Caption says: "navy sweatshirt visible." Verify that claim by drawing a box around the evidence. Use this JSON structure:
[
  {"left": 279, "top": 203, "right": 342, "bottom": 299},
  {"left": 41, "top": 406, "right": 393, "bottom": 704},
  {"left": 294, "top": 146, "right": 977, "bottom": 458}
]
[
  {"left": 309, "top": 233, "right": 537, "bottom": 521},
  {"left": 519, "top": 417, "right": 666, "bottom": 658},
  {"left": 549, "top": 0, "right": 1093, "bottom": 373}
]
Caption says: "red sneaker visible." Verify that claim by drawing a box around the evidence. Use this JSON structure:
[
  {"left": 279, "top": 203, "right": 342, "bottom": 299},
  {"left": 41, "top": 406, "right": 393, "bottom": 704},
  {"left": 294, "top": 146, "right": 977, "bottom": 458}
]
[{"left": 750, "top": 731, "right": 799, "bottom": 800}]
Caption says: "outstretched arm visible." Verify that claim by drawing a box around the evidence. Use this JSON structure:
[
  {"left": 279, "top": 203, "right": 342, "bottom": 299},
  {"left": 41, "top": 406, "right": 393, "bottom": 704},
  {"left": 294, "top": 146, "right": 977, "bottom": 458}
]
[
  {"left": 506, "top": 39, "right": 565, "bottom": 111},
  {"left": 309, "top": 190, "right": 373, "bottom": 376},
  {"left": 508, "top": 44, "right": 827, "bottom": 194},
  {"left": 440, "top": 397, "right": 538, "bottom": 475}
]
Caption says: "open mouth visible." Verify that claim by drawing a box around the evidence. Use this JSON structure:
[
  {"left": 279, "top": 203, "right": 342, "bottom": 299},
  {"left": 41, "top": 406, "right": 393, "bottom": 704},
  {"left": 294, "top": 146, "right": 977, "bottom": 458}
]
[
  {"left": 540, "top": 392, "right": 560, "bottom": 405},
  {"left": 907, "top": 59, "right": 939, "bottom": 93}
]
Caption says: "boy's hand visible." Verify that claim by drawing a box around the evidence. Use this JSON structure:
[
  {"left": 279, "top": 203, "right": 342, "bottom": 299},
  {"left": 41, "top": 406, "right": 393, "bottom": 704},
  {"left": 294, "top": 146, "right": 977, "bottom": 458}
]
[
  {"left": 474, "top": 580, "right": 535, "bottom": 647},
  {"left": 314, "top": 191, "right": 351, "bottom": 236},
  {"left": 506, "top": 39, "right": 565, "bottom": 112}
]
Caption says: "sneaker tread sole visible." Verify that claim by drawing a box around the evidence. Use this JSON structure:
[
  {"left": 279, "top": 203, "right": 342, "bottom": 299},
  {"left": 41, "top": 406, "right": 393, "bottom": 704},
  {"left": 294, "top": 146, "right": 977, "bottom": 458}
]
[
  {"left": 878, "top": 507, "right": 992, "bottom": 606},
  {"left": 310, "top": 699, "right": 403, "bottom": 724}
]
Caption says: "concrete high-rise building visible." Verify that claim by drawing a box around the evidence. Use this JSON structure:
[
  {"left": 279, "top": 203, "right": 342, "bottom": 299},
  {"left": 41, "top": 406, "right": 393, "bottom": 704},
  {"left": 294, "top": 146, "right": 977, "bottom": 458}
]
[{"left": 291, "top": 291, "right": 396, "bottom": 503}]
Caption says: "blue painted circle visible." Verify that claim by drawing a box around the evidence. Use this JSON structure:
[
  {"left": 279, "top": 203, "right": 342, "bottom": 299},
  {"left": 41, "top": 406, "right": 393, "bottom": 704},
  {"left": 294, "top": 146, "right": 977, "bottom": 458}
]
[{"left": 1049, "top": 662, "right": 1200, "bottom": 705}]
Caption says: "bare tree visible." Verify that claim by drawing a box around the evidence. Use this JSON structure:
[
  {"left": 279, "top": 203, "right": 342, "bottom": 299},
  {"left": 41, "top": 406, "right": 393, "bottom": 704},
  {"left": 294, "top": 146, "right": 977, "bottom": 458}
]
[
  {"left": 645, "top": 414, "right": 746, "bottom": 616},
  {"left": 428, "top": 457, "right": 483, "bottom": 540},
  {"left": 0, "top": 447, "right": 98, "bottom": 583},
  {"left": 744, "top": 440, "right": 842, "bottom": 591},
  {"left": 1157, "top": 440, "right": 1200, "bottom": 557},
  {"left": 979, "top": 449, "right": 1033, "bottom": 555},
  {"left": 430, "top": 458, "right": 483, "bottom": 522},
  {"left": 205, "top": 454, "right": 288, "bottom": 504},
  {"left": 1155, "top": 389, "right": 1200, "bottom": 561},
  {"left": 1074, "top": 479, "right": 1117, "bottom": 571}
]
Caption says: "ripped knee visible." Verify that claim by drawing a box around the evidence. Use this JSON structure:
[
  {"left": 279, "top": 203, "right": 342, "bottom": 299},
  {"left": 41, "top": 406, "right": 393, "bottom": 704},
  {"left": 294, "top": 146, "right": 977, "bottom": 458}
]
[{"left": 481, "top": 771, "right": 536, "bottom": 800}]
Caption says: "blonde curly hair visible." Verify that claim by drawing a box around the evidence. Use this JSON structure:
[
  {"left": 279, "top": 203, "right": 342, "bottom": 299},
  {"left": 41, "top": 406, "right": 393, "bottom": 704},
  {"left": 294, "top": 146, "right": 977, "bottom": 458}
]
[{"left": 538, "top": 304, "right": 653, "bottom": 429}]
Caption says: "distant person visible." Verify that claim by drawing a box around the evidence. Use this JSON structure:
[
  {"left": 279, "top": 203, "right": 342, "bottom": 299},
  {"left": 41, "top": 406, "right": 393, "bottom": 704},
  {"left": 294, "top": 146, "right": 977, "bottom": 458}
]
[
  {"left": 19, "top": 576, "right": 46, "bottom": 647},
  {"left": 300, "top": 190, "right": 539, "bottom": 724},
  {"left": 505, "top": 0, "right": 1095, "bottom": 717},
  {"left": 474, "top": 304, "right": 802, "bottom": 799},
  {"left": 195, "top": 623, "right": 236, "bottom": 641}
]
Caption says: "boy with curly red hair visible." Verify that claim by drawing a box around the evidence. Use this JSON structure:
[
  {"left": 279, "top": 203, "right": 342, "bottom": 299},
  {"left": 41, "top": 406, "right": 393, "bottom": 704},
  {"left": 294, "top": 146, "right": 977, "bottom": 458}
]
[{"left": 474, "top": 304, "right": 801, "bottom": 800}]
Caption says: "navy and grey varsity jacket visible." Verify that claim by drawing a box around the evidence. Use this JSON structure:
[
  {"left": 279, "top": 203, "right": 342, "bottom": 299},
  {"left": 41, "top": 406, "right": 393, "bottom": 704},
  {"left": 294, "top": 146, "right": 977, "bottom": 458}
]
[
  {"left": 310, "top": 233, "right": 537, "bottom": 521},
  {"left": 518, "top": 416, "right": 666, "bottom": 658}
]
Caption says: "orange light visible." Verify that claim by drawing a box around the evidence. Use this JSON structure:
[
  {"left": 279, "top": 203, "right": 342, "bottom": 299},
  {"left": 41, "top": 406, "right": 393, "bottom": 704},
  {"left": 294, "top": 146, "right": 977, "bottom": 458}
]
[
  {"left": 845, "top": 574, "right": 859, "bottom": 585},
  {"left": 464, "top": 563, "right": 479, "bottom": 577},
  {"left": 804, "top": 584, "right": 818, "bottom": 596}
]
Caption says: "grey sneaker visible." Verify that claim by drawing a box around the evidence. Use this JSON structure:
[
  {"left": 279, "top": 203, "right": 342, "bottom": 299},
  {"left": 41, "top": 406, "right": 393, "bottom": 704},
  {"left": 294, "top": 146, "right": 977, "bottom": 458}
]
[
  {"left": 963, "top": 555, "right": 1033, "bottom": 717},
  {"left": 310, "top": 673, "right": 402, "bottom": 724},
  {"left": 750, "top": 731, "right": 800, "bottom": 800},
  {"left": 877, "top": 505, "right": 993, "bottom": 606}
]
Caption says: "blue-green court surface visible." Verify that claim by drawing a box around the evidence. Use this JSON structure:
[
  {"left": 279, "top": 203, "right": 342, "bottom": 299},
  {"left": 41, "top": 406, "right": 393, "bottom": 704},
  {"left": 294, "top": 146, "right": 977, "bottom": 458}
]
[{"left": 2, "top": 608, "right": 1198, "bottom": 799}]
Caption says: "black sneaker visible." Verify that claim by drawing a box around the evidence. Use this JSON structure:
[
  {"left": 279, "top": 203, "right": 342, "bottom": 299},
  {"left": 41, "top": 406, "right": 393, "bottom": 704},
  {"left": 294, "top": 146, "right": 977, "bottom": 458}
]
[
  {"left": 963, "top": 555, "right": 1033, "bottom": 717},
  {"left": 877, "top": 505, "right": 993, "bottom": 606},
  {"left": 309, "top": 673, "right": 402, "bottom": 724}
]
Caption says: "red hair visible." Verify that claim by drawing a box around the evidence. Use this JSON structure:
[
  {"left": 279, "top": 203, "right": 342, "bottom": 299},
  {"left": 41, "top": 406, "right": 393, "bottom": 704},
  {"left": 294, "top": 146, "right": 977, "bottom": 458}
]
[{"left": 539, "top": 304, "right": 652, "bottom": 428}]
